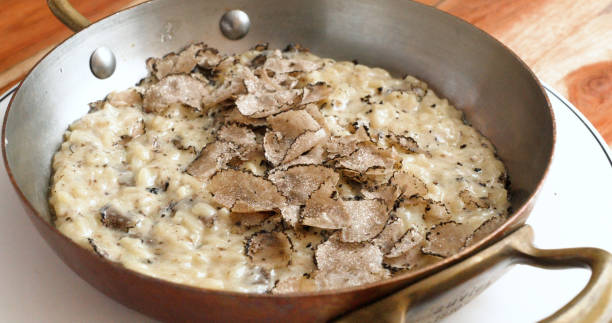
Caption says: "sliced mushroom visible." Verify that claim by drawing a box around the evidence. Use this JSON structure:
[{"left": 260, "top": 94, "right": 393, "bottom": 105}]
[
  {"left": 336, "top": 142, "right": 398, "bottom": 183},
  {"left": 383, "top": 228, "right": 423, "bottom": 269},
  {"left": 186, "top": 141, "right": 241, "bottom": 181},
  {"left": 216, "top": 124, "right": 258, "bottom": 153},
  {"left": 245, "top": 231, "right": 292, "bottom": 269},
  {"left": 263, "top": 108, "right": 328, "bottom": 166},
  {"left": 325, "top": 126, "right": 371, "bottom": 159},
  {"left": 361, "top": 182, "right": 401, "bottom": 211},
  {"left": 282, "top": 128, "right": 328, "bottom": 164},
  {"left": 340, "top": 199, "right": 389, "bottom": 242},
  {"left": 268, "top": 165, "right": 338, "bottom": 205},
  {"left": 272, "top": 275, "right": 316, "bottom": 294},
  {"left": 422, "top": 221, "right": 472, "bottom": 258},
  {"left": 392, "top": 172, "right": 428, "bottom": 198},
  {"left": 146, "top": 43, "right": 221, "bottom": 80},
  {"left": 220, "top": 107, "right": 267, "bottom": 127},
  {"left": 236, "top": 82, "right": 331, "bottom": 118},
  {"left": 99, "top": 205, "right": 136, "bottom": 232},
  {"left": 143, "top": 74, "right": 209, "bottom": 113},
  {"left": 267, "top": 109, "right": 321, "bottom": 138},
  {"left": 459, "top": 190, "right": 490, "bottom": 210},
  {"left": 373, "top": 216, "right": 407, "bottom": 254},
  {"left": 314, "top": 235, "right": 389, "bottom": 290},
  {"left": 106, "top": 89, "right": 142, "bottom": 108},
  {"left": 229, "top": 211, "right": 275, "bottom": 228},
  {"left": 208, "top": 169, "right": 286, "bottom": 213},
  {"left": 301, "top": 181, "right": 348, "bottom": 229},
  {"left": 465, "top": 216, "right": 506, "bottom": 247}
]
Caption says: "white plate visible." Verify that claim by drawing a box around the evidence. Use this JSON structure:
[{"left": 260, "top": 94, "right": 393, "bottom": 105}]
[{"left": 0, "top": 85, "right": 610, "bottom": 322}]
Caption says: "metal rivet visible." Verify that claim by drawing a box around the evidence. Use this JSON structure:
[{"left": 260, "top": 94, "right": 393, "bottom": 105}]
[
  {"left": 90, "top": 47, "right": 116, "bottom": 79},
  {"left": 219, "top": 10, "right": 250, "bottom": 40}
]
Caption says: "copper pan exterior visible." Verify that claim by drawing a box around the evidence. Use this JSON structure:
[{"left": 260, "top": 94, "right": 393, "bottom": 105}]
[{"left": 4, "top": 0, "right": 611, "bottom": 322}]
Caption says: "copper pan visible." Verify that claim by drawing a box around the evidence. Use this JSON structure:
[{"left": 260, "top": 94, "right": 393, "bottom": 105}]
[{"left": 3, "top": 0, "right": 612, "bottom": 321}]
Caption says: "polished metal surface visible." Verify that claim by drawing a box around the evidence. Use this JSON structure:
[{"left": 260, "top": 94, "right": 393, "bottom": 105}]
[
  {"left": 89, "top": 47, "right": 116, "bottom": 79},
  {"left": 219, "top": 9, "right": 251, "bottom": 40},
  {"left": 2, "top": 0, "right": 563, "bottom": 321}
]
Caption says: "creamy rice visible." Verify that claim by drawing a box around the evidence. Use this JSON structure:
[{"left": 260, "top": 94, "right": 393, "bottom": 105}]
[{"left": 49, "top": 44, "right": 509, "bottom": 293}]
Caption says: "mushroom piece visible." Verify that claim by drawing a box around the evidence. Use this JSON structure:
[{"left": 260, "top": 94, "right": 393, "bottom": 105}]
[
  {"left": 325, "top": 127, "right": 371, "bottom": 160},
  {"left": 236, "top": 82, "right": 332, "bottom": 118},
  {"left": 229, "top": 211, "right": 275, "bottom": 228},
  {"left": 216, "top": 124, "right": 258, "bottom": 154},
  {"left": 146, "top": 43, "right": 221, "bottom": 80},
  {"left": 336, "top": 142, "right": 398, "bottom": 184},
  {"left": 314, "top": 235, "right": 389, "bottom": 290},
  {"left": 187, "top": 124, "right": 258, "bottom": 181},
  {"left": 301, "top": 181, "right": 348, "bottom": 229},
  {"left": 340, "top": 199, "right": 389, "bottom": 243},
  {"left": 143, "top": 74, "right": 210, "bottom": 113},
  {"left": 99, "top": 205, "right": 137, "bottom": 232},
  {"left": 373, "top": 216, "right": 407, "bottom": 254},
  {"left": 272, "top": 275, "right": 316, "bottom": 294},
  {"left": 263, "top": 107, "right": 329, "bottom": 166},
  {"left": 459, "top": 190, "right": 490, "bottom": 210},
  {"left": 383, "top": 228, "right": 424, "bottom": 269},
  {"left": 465, "top": 216, "right": 506, "bottom": 247},
  {"left": 245, "top": 231, "right": 292, "bottom": 269},
  {"left": 361, "top": 182, "right": 401, "bottom": 211},
  {"left": 392, "top": 172, "right": 428, "bottom": 198},
  {"left": 208, "top": 169, "right": 286, "bottom": 213},
  {"left": 268, "top": 165, "right": 339, "bottom": 205},
  {"left": 186, "top": 141, "right": 241, "bottom": 181},
  {"left": 106, "top": 89, "right": 142, "bottom": 108},
  {"left": 422, "top": 221, "right": 472, "bottom": 258}
]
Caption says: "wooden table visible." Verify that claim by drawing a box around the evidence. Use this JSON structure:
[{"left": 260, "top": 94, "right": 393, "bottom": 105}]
[{"left": 2, "top": 0, "right": 610, "bottom": 145}]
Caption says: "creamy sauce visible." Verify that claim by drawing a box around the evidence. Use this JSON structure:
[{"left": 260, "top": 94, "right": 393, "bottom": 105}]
[{"left": 50, "top": 48, "right": 509, "bottom": 293}]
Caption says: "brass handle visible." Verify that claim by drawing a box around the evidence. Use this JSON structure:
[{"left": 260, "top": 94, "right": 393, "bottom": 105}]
[
  {"left": 336, "top": 225, "right": 612, "bottom": 323},
  {"left": 47, "top": 0, "right": 90, "bottom": 32}
]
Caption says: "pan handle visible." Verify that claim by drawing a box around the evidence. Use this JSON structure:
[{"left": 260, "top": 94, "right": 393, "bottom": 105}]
[
  {"left": 335, "top": 225, "right": 612, "bottom": 323},
  {"left": 47, "top": 0, "right": 90, "bottom": 32}
]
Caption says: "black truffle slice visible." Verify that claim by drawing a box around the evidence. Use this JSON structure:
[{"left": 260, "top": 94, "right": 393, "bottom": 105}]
[
  {"left": 422, "top": 221, "right": 472, "bottom": 258},
  {"left": 106, "top": 89, "right": 142, "bottom": 108},
  {"left": 143, "top": 74, "right": 209, "bottom": 113},
  {"left": 383, "top": 228, "right": 424, "bottom": 269},
  {"left": 313, "top": 234, "right": 389, "bottom": 290},
  {"left": 372, "top": 216, "right": 407, "bottom": 254},
  {"left": 245, "top": 231, "right": 292, "bottom": 269},
  {"left": 99, "top": 205, "right": 136, "bottom": 232},
  {"left": 208, "top": 169, "right": 286, "bottom": 213},
  {"left": 301, "top": 181, "right": 348, "bottom": 229},
  {"left": 465, "top": 216, "right": 507, "bottom": 247}
]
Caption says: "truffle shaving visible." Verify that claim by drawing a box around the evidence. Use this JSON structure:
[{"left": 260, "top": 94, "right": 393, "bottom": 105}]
[
  {"left": 208, "top": 169, "right": 286, "bottom": 213},
  {"left": 314, "top": 235, "right": 389, "bottom": 290},
  {"left": 99, "top": 205, "right": 136, "bottom": 232},
  {"left": 465, "top": 216, "right": 506, "bottom": 247},
  {"left": 340, "top": 199, "right": 389, "bottom": 242},
  {"left": 245, "top": 231, "right": 292, "bottom": 269},
  {"left": 422, "top": 221, "right": 472, "bottom": 258},
  {"left": 272, "top": 276, "right": 316, "bottom": 294},
  {"left": 143, "top": 74, "right": 209, "bottom": 113},
  {"left": 384, "top": 228, "right": 424, "bottom": 269},
  {"left": 236, "top": 82, "right": 331, "bottom": 118},
  {"left": 186, "top": 141, "right": 240, "bottom": 181},
  {"left": 301, "top": 182, "right": 348, "bottom": 229},
  {"left": 268, "top": 165, "right": 338, "bottom": 205},
  {"left": 146, "top": 43, "right": 221, "bottom": 79},
  {"left": 106, "top": 89, "right": 142, "bottom": 108},
  {"left": 392, "top": 172, "right": 428, "bottom": 198},
  {"left": 373, "top": 216, "right": 407, "bottom": 254}
]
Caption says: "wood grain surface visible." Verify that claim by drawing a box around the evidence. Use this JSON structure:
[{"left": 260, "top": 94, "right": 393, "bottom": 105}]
[{"left": 1, "top": 0, "right": 610, "bottom": 144}]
